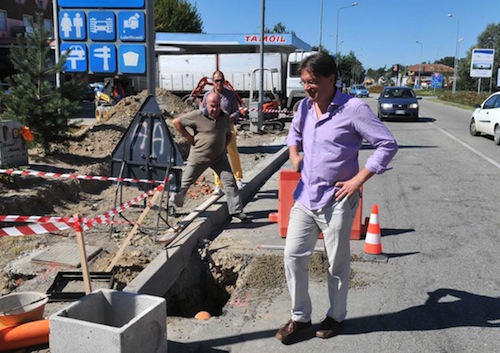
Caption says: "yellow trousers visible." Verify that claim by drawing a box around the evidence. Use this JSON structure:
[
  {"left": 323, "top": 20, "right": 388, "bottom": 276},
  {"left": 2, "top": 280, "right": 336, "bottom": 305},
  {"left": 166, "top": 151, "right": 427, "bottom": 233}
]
[{"left": 214, "top": 124, "right": 242, "bottom": 186}]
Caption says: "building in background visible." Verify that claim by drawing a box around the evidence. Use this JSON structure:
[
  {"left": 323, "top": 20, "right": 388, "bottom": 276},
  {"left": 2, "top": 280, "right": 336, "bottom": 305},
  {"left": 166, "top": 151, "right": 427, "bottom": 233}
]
[
  {"left": 0, "top": 0, "right": 54, "bottom": 80},
  {"left": 406, "top": 63, "right": 454, "bottom": 89}
]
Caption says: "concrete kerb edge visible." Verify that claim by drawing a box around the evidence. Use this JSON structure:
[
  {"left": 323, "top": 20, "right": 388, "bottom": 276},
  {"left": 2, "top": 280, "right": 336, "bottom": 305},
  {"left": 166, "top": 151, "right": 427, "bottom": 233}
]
[{"left": 124, "top": 145, "right": 289, "bottom": 295}]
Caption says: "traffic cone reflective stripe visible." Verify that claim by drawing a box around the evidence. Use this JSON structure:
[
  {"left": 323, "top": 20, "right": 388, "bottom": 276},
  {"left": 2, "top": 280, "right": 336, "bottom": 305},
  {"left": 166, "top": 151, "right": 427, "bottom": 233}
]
[{"left": 364, "top": 204, "right": 382, "bottom": 255}]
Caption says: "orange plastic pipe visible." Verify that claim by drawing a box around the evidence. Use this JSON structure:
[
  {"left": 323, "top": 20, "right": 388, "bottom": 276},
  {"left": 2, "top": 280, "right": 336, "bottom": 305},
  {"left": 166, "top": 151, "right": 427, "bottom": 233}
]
[{"left": 0, "top": 319, "right": 49, "bottom": 352}]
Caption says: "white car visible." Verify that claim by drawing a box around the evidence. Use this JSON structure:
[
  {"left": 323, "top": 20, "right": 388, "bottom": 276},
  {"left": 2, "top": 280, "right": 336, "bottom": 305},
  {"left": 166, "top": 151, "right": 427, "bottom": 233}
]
[{"left": 469, "top": 92, "right": 500, "bottom": 145}]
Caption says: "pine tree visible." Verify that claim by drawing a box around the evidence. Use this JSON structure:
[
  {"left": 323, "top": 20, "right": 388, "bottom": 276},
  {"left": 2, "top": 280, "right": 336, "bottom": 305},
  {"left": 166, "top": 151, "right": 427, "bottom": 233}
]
[{"left": 1, "top": 13, "right": 86, "bottom": 154}]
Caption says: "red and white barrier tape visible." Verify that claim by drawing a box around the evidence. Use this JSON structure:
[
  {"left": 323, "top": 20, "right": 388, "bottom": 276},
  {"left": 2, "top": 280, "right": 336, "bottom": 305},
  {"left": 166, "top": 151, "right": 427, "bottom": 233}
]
[
  {"left": 91, "top": 184, "right": 164, "bottom": 225},
  {"left": 242, "top": 107, "right": 292, "bottom": 114},
  {"left": 0, "top": 168, "right": 166, "bottom": 185},
  {"left": 0, "top": 222, "right": 71, "bottom": 237},
  {"left": 0, "top": 215, "right": 131, "bottom": 226},
  {"left": 0, "top": 184, "right": 165, "bottom": 236}
]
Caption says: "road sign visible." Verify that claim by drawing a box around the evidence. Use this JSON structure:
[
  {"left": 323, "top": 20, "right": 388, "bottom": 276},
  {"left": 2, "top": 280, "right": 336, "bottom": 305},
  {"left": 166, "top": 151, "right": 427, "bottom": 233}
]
[
  {"left": 59, "top": 11, "right": 86, "bottom": 40},
  {"left": 57, "top": 0, "right": 148, "bottom": 76},
  {"left": 58, "top": 0, "right": 145, "bottom": 8},
  {"left": 470, "top": 48, "right": 495, "bottom": 78},
  {"left": 60, "top": 43, "right": 87, "bottom": 72},
  {"left": 88, "top": 11, "right": 116, "bottom": 41},
  {"left": 118, "top": 12, "right": 146, "bottom": 41},
  {"left": 119, "top": 45, "right": 146, "bottom": 74},
  {"left": 90, "top": 44, "right": 117, "bottom": 73}
]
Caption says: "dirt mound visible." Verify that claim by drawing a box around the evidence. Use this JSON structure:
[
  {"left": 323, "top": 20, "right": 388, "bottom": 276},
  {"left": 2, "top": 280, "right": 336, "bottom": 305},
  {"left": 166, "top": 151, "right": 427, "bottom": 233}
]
[{"left": 70, "top": 88, "right": 195, "bottom": 160}]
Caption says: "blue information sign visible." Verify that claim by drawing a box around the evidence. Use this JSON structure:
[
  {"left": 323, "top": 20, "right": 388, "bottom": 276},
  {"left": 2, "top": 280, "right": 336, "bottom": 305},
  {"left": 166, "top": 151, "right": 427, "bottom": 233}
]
[
  {"left": 119, "top": 45, "right": 146, "bottom": 74},
  {"left": 59, "top": 11, "right": 86, "bottom": 40},
  {"left": 90, "top": 44, "right": 117, "bottom": 73},
  {"left": 58, "top": 1, "right": 148, "bottom": 75},
  {"left": 118, "top": 11, "right": 146, "bottom": 41},
  {"left": 58, "top": 0, "right": 145, "bottom": 9},
  {"left": 88, "top": 11, "right": 116, "bottom": 41},
  {"left": 60, "top": 43, "right": 88, "bottom": 72}
]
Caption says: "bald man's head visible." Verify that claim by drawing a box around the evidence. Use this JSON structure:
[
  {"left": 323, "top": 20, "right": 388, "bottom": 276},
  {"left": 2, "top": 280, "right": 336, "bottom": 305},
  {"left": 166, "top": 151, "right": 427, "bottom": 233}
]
[{"left": 205, "top": 92, "right": 222, "bottom": 118}]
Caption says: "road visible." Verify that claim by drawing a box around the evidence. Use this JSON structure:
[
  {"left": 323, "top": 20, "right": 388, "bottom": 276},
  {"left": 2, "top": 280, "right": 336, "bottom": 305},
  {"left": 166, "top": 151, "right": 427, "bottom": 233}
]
[{"left": 165, "top": 96, "right": 500, "bottom": 353}]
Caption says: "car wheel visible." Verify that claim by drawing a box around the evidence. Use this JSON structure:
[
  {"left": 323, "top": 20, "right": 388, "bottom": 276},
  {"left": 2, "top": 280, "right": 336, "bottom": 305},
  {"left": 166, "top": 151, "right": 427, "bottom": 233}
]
[
  {"left": 494, "top": 125, "right": 500, "bottom": 145},
  {"left": 469, "top": 118, "right": 480, "bottom": 136}
]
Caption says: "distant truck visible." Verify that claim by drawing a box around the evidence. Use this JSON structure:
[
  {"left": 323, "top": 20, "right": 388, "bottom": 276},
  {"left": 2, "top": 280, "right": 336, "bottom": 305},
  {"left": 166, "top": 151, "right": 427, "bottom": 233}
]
[{"left": 158, "top": 51, "right": 316, "bottom": 112}]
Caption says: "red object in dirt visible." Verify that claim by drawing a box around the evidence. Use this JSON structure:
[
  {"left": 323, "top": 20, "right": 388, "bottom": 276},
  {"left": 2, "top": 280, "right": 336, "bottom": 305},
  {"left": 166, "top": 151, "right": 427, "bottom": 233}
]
[
  {"left": 0, "top": 319, "right": 49, "bottom": 352},
  {"left": 268, "top": 170, "right": 367, "bottom": 240}
]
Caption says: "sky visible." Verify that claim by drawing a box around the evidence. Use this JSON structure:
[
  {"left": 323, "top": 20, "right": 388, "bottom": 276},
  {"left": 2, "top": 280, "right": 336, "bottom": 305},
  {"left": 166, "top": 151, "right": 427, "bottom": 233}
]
[{"left": 187, "top": 0, "right": 500, "bottom": 70}]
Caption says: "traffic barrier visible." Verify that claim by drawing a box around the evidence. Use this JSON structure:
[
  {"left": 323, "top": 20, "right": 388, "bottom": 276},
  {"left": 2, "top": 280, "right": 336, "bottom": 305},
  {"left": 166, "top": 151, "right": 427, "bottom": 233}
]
[
  {"left": 268, "top": 170, "right": 300, "bottom": 237},
  {"left": 0, "top": 184, "right": 164, "bottom": 237},
  {"left": 268, "top": 170, "right": 367, "bottom": 240},
  {"left": 362, "top": 204, "right": 388, "bottom": 262},
  {"left": 0, "top": 168, "right": 168, "bottom": 185}
]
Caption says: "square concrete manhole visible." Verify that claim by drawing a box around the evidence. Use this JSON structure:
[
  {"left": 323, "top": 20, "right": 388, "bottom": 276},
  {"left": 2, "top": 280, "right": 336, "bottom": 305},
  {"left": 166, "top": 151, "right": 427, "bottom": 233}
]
[{"left": 31, "top": 243, "right": 102, "bottom": 267}]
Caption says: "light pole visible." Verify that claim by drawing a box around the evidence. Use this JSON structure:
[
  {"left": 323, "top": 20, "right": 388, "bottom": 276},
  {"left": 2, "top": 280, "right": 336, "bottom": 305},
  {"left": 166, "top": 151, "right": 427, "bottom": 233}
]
[
  {"left": 447, "top": 14, "right": 460, "bottom": 94},
  {"left": 415, "top": 41, "right": 423, "bottom": 89},
  {"left": 335, "top": 2, "right": 358, "bottom": 60},
  {"left": 319, "top": 0, "right": 324, "bottom": 50},
  {"left": 488, "top": 36, "right": 496, "bottom": 93}
]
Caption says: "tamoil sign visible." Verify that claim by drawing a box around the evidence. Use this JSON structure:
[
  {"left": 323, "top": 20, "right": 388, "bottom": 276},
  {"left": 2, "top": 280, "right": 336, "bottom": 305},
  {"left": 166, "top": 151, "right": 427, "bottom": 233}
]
[{"left": 470, "top": 48, "right": 495, "bottom": 78}]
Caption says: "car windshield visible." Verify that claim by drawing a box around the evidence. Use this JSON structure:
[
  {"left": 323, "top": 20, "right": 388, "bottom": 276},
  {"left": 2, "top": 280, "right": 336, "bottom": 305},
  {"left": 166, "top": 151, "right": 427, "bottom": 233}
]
[
  {"left": 383, "top": 88, "right": 414, "bottom": 98},
  {"left": 355, "top": 85, "right": 366, "bottom": 89}
]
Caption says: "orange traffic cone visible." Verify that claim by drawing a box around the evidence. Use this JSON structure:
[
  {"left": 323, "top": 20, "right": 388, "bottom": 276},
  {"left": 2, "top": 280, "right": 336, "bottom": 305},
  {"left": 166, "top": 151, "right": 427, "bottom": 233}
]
[{"left": 362, "top": 204, "right": 388, "bottom": 262}]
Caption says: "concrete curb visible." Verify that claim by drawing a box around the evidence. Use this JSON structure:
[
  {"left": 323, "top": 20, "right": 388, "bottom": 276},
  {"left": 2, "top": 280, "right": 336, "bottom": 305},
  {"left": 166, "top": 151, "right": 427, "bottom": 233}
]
[{"left": 124, "top": 145, "right": 289, "bottom": 295}]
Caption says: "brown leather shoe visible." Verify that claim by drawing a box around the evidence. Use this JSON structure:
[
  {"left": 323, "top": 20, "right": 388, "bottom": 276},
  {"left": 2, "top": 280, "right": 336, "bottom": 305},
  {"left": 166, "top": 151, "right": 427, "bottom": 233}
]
[
  {"left": 316, "top": 316, "right": 342, "bottom": 338},
  {"left": 275, "top": 319, "right": 312, "bottom": 343}
]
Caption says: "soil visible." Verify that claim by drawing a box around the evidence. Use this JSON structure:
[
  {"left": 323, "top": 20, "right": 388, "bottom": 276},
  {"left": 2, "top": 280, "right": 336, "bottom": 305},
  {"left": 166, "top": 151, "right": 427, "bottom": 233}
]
[{"left": 0, "top": 89, "right": 288, "bottom": 296}]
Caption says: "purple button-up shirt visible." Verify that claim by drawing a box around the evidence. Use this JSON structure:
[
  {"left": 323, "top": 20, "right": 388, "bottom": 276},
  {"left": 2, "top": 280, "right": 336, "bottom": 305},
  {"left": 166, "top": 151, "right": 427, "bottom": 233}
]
[{"left": 286, "top": 90, "right": 398, "bottom": 210}]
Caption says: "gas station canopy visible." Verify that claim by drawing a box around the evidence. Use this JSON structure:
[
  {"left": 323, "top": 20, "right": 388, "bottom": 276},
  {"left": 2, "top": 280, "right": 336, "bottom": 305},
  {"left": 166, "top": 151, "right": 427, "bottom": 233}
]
[{"left": 154, "top": 32, "right": 312, "bottom": 55}]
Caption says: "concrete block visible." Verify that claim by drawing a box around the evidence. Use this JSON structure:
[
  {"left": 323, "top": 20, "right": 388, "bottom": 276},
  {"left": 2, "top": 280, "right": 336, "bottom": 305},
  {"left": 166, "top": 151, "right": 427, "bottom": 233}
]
[{"left": 49, "top": 289, "right": 167, "bottom": 353}]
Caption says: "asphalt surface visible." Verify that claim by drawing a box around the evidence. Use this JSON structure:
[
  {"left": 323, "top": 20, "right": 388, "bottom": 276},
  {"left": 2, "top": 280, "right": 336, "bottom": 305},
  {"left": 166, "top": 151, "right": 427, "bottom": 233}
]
[{"left": 163, "top": 97, "right": 500, "bottom": 353}]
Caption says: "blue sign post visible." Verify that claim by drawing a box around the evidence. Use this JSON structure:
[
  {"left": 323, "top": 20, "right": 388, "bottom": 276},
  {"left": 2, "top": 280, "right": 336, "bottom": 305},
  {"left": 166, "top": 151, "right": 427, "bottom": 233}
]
[{"left": 57, "top": 0, "right": 147, "bottom": 76}]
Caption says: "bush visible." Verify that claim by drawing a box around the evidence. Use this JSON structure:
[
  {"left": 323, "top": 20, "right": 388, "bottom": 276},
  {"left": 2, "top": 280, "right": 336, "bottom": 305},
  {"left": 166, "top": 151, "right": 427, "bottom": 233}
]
[{"left": 436, "top": 90, "right": 490, "bottom": 108}]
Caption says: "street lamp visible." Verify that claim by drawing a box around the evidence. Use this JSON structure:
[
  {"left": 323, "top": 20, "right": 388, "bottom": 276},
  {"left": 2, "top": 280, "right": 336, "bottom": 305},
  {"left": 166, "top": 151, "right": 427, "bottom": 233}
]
[
  {"left": 319, "top": 0, "right": 324, "bottom": 50},
  {"left": 447, "top": 14, "right": 460, "bottom": 94},
  {"left": 415, "top": 40, "right": 423, "bottom": 89},
  {"left": 488, "top": 36, "right": 496, "bottom": 93},
  {"left": 335, "top": 2, "right": 358, "bottom": 60}
]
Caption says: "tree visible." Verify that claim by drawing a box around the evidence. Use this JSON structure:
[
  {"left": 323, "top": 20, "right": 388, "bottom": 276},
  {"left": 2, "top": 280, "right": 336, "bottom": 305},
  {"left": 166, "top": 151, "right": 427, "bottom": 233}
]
[
  {"left": 460, "top": 23, "right": 500, "bottom": 92},
  {"left": 434, "top": 56, "right": 455, "bottom": 68},
  {"left": 336, "top": 51, "right": 365, "bottom": 86},
  {"left": 155, "top": 0, "right": 203, "bottom": 32},
  {"left": 0, "top": 14, "right": 86, "bottom": 154},
  {"left": 264, "top": 22, "right": 295, "bottom": 35}
]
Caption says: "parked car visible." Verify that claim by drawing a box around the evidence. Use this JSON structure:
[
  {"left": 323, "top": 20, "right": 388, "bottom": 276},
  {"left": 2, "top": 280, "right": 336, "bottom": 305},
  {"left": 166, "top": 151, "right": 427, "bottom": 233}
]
[
  {"left": 349, "top": 84, "right": 369, "bottom": 97},
  {"left": 469, "top": 91, "right": 500, "bottom": 145},
  {"left": 377, "top": 86, "right": 421, "bottom": 121}
]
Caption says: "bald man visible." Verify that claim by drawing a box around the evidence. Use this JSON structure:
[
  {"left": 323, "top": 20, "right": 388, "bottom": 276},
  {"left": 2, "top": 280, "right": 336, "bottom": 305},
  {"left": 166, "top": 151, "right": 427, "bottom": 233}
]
[{"left": 170, "top": 92, "right": 248, "bottom": 222}]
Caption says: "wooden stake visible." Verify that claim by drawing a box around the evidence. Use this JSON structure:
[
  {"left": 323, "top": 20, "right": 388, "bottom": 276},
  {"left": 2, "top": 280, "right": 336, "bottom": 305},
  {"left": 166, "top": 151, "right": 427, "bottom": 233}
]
[
  {"left": 106, "top": 187, "right": 163, "bottom": 272},
  {"left": 74, "top": 214, "right": 92, "bottom": 294}
]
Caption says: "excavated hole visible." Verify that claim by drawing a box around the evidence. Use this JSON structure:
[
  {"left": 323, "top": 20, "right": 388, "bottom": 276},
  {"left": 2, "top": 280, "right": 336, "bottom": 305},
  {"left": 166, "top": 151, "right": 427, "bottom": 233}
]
[{"left": 163, "top": 243, "right": 367, "bottom": 318}]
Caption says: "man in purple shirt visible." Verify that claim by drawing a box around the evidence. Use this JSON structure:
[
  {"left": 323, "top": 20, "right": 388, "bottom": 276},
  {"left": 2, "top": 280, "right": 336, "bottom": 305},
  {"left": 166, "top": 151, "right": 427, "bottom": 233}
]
[{"left": 275, "top": 52, "right": 398, "bottom": 344}]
